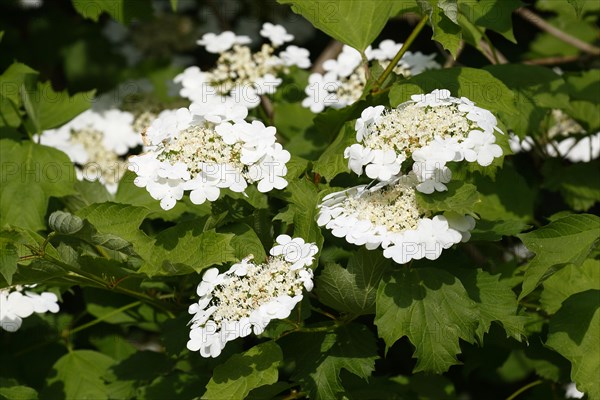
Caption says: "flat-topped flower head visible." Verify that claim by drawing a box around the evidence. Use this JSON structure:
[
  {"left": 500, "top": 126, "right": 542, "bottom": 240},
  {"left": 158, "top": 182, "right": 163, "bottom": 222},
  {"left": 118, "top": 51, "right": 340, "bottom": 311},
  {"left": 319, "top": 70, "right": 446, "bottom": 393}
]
[
  {"left": 175, "top": 24, "right": 311, "bottom": 110},
  {"left": 128, "top": 106, "right": 290, "bottom": 210},
  {"left": 186, "top": 235, "right": 318, "bottom": 358},
  {"left": 317, "top": 175, "right": 475, "bottom": 264},
  {"left": 345, "top": 89, "right": 503, "bottom": 193},
  {"left": 0, "top": 286, "right": 60, "bottom": 332},
  {"left": 36, "top": 109, "right": 142, "bottom": 194},
  {"left": 303, "top": 42, "right": 440, "bottom": 112}
]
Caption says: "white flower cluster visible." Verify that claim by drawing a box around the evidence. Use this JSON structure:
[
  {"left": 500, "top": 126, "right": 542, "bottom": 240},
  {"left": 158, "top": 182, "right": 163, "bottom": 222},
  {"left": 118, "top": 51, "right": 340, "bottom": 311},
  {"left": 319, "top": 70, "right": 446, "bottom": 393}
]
[
  {"left": 0, "top": 286, "right": 60, "bottom": 332},
  {"left": 509, "top": 109, "right": 600, "bottom": 163},
  {"left": 174, "top": 23, "right": 310, "bottom": 110},
  {"left": 345, "top": 89, "right": 503, "bottom": 194},
  {"left": 36, "top": 109, "right": 142, "bottom": 194},
  {"left": 128, "top": 105, "right": 290, "bottom": 210},
  {"left": 187, "top": 235, "right": 318, "bottom": 358},
  {"left": 302, "top": 41, "right": 440, "bottom": 112},
  {"left": 317, "top": 175, "right": 474, "bottom": 264}
]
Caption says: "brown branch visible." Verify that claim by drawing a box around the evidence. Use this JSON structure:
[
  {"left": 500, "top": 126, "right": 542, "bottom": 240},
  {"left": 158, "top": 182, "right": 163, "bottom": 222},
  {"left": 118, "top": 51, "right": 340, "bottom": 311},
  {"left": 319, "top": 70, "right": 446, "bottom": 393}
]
[
  {"left": 479, "top": 39, "right": 508, "bottom": 64},
  {"left": 524, "top": 54, "right": 592, "bottom": 65},
  {"left": 311, "top": 40, "right": 344, "bottom": 74},
  {"left": 516, "top": 7, "right": 600, "bottom": 56}
]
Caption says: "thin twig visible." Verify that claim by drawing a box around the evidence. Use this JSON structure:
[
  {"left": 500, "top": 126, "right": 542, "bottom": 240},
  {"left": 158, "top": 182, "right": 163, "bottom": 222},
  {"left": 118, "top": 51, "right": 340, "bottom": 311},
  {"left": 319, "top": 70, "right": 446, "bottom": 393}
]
[
  {"left": 311, "top": 40, "right": 344, "bottom": 74},
  {"left": 479, "top": 38, "right": 508, "bottom": 64},
  {"left": 516, "top": 7, "right": 600, "bottom": 55},
  {"left": 505, "top": 380, "right": 544, "bottom": 400},
  {"left": 373, "top": 15, "right": 430, "bottom": 91},
  {"left": 524, "top": 54, "right": 591, "bottom": 65}
]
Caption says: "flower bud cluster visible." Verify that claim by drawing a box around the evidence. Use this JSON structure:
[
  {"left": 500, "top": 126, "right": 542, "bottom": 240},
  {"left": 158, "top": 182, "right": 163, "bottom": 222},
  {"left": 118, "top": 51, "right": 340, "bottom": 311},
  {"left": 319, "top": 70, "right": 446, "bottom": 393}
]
[
  {"left": 302, "top": 41, "right": 440, "bottom": 112},
  {"left": 0, "top": 286, "right": 60, "bottom": 332},
  {"left": 128, "top": 105, "right": 290, "bottom": 210},
  {"left": 187, "top": 235, "right": 318, "bottom": 358},
  {"left": 317, "top": 174, "right": 474, "bottom": 264},
  {"left": 345, "top": 89, "right": 503, "bottom": 193}
]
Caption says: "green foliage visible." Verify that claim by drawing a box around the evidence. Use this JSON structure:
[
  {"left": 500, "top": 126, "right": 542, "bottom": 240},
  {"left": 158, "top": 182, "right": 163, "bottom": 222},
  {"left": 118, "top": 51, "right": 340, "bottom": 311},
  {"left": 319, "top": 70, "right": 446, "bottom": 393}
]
[
  {"left": 46, "top": 350, "right": 116, "bottom": 399},
  {"left": 203, "top": 341, "right": 283, "bottom": 400},
  {"left": 546, "top": 290, "right": 600, "bottom": 399},
  {"left": 375, "top": 267, "right": 479, "bottom": 373},
  {"left": 281, "top": 323, "right": 378, "bottom": 399},
  {"left": 389, "top": 67, "right": 518, "bottom": 121},
  {"left": 315, "top": 247, "right": 390, "bottom": 315},
  {"left": 0, "top": 140, "right": 76, "bottom": 231},
  {"left": 416, "top": 181, "right": 480, "bottom": 216},
  {"left": 418, "top": 0, "right": 462, "bottom": 56},
  {"left": 312, "top": 123, "right": 355, "bottom": 181},
  {"left": 277, "top": 0, "right": 403, "bottom": 52},
  {"left": 518, "top": 214, "right": 600, "bottom": 299},
  {"left": 0, "top": 384, "right": 38, "bottom": 400},
  {"left": 484, "top": 64, "right": 569, "bottom": 138},
  {"left": 543, "top": 159, "right": 600, "bottom": 211},
  {"left": 71, "top": 0, "right": 154, "bottom": 25},
  {"left": 540, "top": 258, "right": 600, "bottom": 314},
  {"left": 0, "top": 62, "right": 94, "bottom": 134},
  {"left": 2, "top": 1, "right": 597, "bottom": 398}
]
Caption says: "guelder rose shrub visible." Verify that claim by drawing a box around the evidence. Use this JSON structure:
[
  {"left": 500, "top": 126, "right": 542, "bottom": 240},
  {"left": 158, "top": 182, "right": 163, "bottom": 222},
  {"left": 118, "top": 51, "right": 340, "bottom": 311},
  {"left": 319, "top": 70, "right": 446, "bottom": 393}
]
[{"left": 0, "top": 1, "right": 598, "bottom": 400}]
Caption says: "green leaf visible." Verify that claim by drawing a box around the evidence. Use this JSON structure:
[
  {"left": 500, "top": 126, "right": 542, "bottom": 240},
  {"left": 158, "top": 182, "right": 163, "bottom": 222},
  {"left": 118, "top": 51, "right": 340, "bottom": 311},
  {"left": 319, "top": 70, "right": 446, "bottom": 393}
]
[
  {"left": 416, "top": 181, "right": 479, "bottom": 216},
  {"left": 484, "top": 64, "right": 569, "bottom": 138},
  {"left": 0, "top": 140, "right": 76, "bottom": 231},
  {"left": 426, "top": 0, "right": 463, "bottom": 57},
  {"left": 281, "top": 323, "right": 378, "bottom": 399},
  {"left": 540, "top": 258, "right": 600, "bottom": 314},
  {"left": 537, "top": 0, "right": 600, "bottom": 18},
  {"left": 315, "top": 248, "right": 390, "bottom": 315},
  {"left": 46, "top": 350, "right": 115, "bottom": 399},
  {"left": 277, "top": 0, "right": 400, "bottom": 51},
  {"left": 0, "top": 62, "right": 39, "bottom": 106},
  {"left": 518, "top": 214, "right": 600, "bottom": 299},
  {"left": 203, "top": 341, "right": 282, "bottom": 400},
  {"left": 170, "top": 0, "right": 178, "bottom": 11},
  {"left": 90, "top": 335, "right": 137, "bottom": 362},
  {"left": 543, "top": 159, "right": 600, "bottom": 212},
  {"left": 563, "top": 70, "right": 600, "bottom": 132},
  {"left": 0, "top": 240, "right": 18, "bottom": 285},
  {"left": 20, "top": 82, "right": 40, "bottom": 134},
  {"left": 283, "top": 179, "right": 324, "bottom": 262},
  {"left": 312, "top": 123, "right": 355, "bottom": 181},
  {"left": 469, "top": 219, "right": 530, "bottom": 241},
  {"left": 143, "top": 222, "right": 236, "bottom": 277},
  {"left": 452, "top": 268, "right": 527, "bottom": 341},
  {"left": 474, "top": 164, "right": 536, "bottom": 223},
  {"left": 76, "top": 202, "right": 153, "bottom": 256},
  {"left": 473, "top": 0, "right": 522, "bottom": 42},
  {"left": 76, "top": 203, "right": 235, "bottom": 276},
  {"left": 375, "top": 267, "right": 479, "bottom": 373},
  {"left": 223, "top": 223, "right": 267, "bottom": 263},
  {"left": 0, "top": 385, "right": 38, "bottom": 400},
  {"left": 389, "top": 67, "right": 517, "bottom": 121},
  {"left": 546, "top": 290, "right": 600, "bottom": 400},
  {"left": 71, "top": 0, "right": 153, "bottom": 25},
  {"left": 27, "top": 81, "right": 94, "bottom": 131}
]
